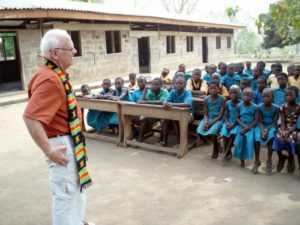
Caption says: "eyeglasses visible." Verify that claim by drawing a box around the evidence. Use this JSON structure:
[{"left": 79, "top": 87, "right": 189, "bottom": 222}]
[{"left": 50, "top": 47, "right": 75, "bottom": 52}]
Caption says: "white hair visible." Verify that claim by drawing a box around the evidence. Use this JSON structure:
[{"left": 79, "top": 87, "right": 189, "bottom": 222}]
[{"left": 40, "top": 29, "right": 70, "bottom": 59}]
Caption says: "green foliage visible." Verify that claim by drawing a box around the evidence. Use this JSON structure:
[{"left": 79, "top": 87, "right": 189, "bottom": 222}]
[
  {"left": 257, "top": 0, "right": 300, "bottom": 48},
  {"left": 225, "top": 6, "right": 239, "bottom": 21},
  {"left": 234, "top": 29, "right": 262, "bottom": 54}
]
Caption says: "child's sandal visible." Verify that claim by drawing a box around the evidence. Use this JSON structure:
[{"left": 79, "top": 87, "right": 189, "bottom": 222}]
[
  {"left": 265, "top": 161, "right": 272, "bottom": 175},
  {"left": 277, "top": 155, "right": 287, "bottom": 172},
  {"left": 252, "top": 160, "right": 261, "bottom": 174}
]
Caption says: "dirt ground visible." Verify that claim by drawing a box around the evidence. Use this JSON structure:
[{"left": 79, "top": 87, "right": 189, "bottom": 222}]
[{"left": 1, "top": 102, "right": 300, "bottom": 225}]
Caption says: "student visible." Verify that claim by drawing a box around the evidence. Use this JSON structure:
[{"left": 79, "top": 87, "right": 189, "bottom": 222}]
[
  {"left": 253, "top": 77, "right": 267, "bottom": 105},
  {"left": 202, "top": 64, "right": 210, "bottom": 79},
  {"left": 161, "top": 77, "right": 193, "bottom": 147},
  {"left": 202, "top": 64, "right": 217, "bottom": 84},
  {"left": 197, "top": 81, "right": 226, "bottom": 158},
  {"left": 172, "top": 63, "right": 192, "bottom": 82},
  {"left": 255, "top": 88, "right": 279, "bottom": 174},
  {"left": 257, "top": 61, "right": 271, "bottom": 78},
  {"left": 287, "top": 64, "right": 295, "bottom": 77},
  {"left": 273, "top": 73, "right": 288, "bottom": 106},
  {"left": 186, "top": 68, "right": 208, "bottom": 98},
  {"left": 130, "top": 76, "right": 149, "bottom": 102},
  {"left": 267, "top": 63, "right": 282, "bottom": 89},
  {"left": 249, "top": 67, "right": 260, "bottom": 92},
  {"left": 235, "top": 62, "right": 249, "bottom": 78},
  {"left": 98, "top": 79, "right": 114, "bottom": 99},
  {"left": 217, "top": 61, "right": 225, "bottom": 74},
  {"left": 243, "top": 61, "right": 252, "bottom": 77},
  {"left": 239, "top": 77, "right": 250, "bottom": 92},
  {"left": 288, "top": 65, "right": 300, "bottom": 90},
  {"left": 221, "top": 63, "right": 241, "bottom": 90},
  {"left": 272, "top": 86, "right": 300, "bottom": 173},
  {"left": 137, "top": 78, "right": 169, "bottom": 142},
  {"left": 211, "top": 73, "right": 229, "bottom": 98},
  {"left": 234, "top": 87, "right": 259, "bottom": 169},
  {"left": 160, "top": 68, "right": 172, "bottom": 84},
  {"left": 220, "top": 85, "right": 240, "bottom": 162},
  {"left": 218, "top": 63, "right": 228, "bottom": 77},
  {"left": 127, "top": 73, "right": 138, "bottom": 91}
]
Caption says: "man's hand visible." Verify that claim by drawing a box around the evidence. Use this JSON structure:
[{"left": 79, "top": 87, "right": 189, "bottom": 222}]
[{"left": 46, "top": 145, "right": 69, "bottom": 166}]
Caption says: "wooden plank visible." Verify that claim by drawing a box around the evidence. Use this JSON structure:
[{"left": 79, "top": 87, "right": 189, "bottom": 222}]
[
  {"left": 126, "top": 140, "right": 178, "bottom": 154},
  {"left": 84, "top": 132, "right": 118, "bottom": 144},
  {"left": 77, "top": 98, "right": 119, "bottom": 112}
]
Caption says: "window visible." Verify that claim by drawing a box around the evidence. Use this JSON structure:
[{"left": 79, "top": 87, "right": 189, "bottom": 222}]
[
  {"left": 0, "top": 33, "right": 16, "bottom": 61},
  {"left": 166, "top": 36, "right": 175, "bottom": 54},
  {"left": 216, "top": 36, "right": 221, "bottom": 49},
  {"left": 186, "top": 36, "right": 194, "bottom": 52},
  {"left": 69, "top": 31, "right": 82, "bottom": 57},
  {"left": 227, "top": 37, "right": 231, "bottom": 48},
  {"left": 105, "top": 31, "right": 121, "bottom": 54}
]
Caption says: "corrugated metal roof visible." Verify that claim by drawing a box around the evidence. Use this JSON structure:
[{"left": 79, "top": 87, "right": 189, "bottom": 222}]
[{"left": 0, "top": 0, "right": 244, "bottom": 28}]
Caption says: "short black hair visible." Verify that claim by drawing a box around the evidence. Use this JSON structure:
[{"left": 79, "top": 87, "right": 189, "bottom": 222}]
[
  {"left": 287, "top": 86, "right": 299, "bottom": 97},
  {"left": 277, "top": 72, "right": 288, "bottom": 80},
  {"left": 209, "top": 80, "right": 220, "bottom": 87}
]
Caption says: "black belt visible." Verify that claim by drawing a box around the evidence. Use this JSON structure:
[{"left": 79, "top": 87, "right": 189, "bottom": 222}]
[{"left": 48, "top": 133, "right": 70, "bottom": 138}]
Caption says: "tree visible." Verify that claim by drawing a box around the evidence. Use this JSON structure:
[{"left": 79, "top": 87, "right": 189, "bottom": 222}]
[
  {"left": 162, "top": 0, "right": 199, "bottom": 14},
  {"left": 225, "top": 6, "right": 240, "bottom": 23},
  {"left": 234, "top": 29, "right": 262, "bottom": 55},
  {"left": 256, "top": 0, "right": 300, "bottom": 49}
]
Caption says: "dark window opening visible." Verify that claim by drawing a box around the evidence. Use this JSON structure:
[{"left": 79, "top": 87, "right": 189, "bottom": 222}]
[
  {"left": 186, "top": 36, "right": 194, "bottom": 52},
  {"left": 216, "top": 36, "right": 221, "bottom": 49},
  {"left": 166, "top": 36, "right": 175, "bottom": 54},
  {"left": 227, "top": 37, "right": 231, "bottom": 48},
  {"left": 69, "top": 31, "right": 82, "bottom": 57},
  {"left": 105, "top": 31, "right": 121, "bottom": 54}
]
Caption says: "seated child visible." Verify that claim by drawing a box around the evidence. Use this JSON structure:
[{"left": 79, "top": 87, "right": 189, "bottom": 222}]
[
  {"left": 202, "top": 64, "right": 217, "bottom": 84},
  {"left": 235, "top": 62, "right": 249, "bottom": 78},
  {"left": 287, "top": 64, "right": 295, "bottom": 77},
  {"left": 127, "top": 73, "right": 138, "bottom": 91},
  {"left": 249, "top": 67, "right": 260, "bottom": 91},
  {"left": 243, "top": 61, "right": 252, "bottom": 77},
  {"left": 137, "top": 78, "right": 169, "bottom": 142},
  {"left": 211, "top": 73, "right": 229, "bottom": 99},
  {"left": 160, "top": 68, "right": 172, "bottom": 84},
  {"left": 161, "top": 77, "right": 193, "bottom": 147},
  {"left": 253, "top": 77, "right": 266, "bottom": 105},
  {"left": 172, "top": 63, "right": 192, "bottom": 82},
  {"left": 220, "top": 85, "right": 240, "bottom": 162},
  {"left": 272, "top": 86, "right": 300, "bottom": 173},
  {"left": 221, "top": 63, "right": 241, "bottom": 90},
  {"left": 186, "top": 68, "right": 208, "bottom": 98},
  {"left": 131, "top": 76, "right": 149, "bottom": 102},
  {"left": 197, "top": 80, "right": 226, "bottom": 158},
  {"left": 273, "top": 73, "right": 288, "bottom": 106},
  {"left": 255, "top": 88, "right": 279, "bottom": 174},
  {"left": 218, "top": 63, "right": 227, "bottom": 77},
  {"left": 288, "top": 65, "right": 300, "bottom": 90},
  {"left": 267, "top": 63, "right": 282, "bottom": 89},
  {"left": 234, "top": 87, "right": 259, "bottom": 169},
  {"left": 98, "top": 79, "right": 114, "bottom": 99}
]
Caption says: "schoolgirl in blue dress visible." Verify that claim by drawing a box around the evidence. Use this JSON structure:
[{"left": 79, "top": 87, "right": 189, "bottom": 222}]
[
  {"left": 272, "top": 86, "right": 300, "bottom": 173},
  {"left": 273, "top": 72, "right": 288, "bottom": 106},
  {"left": 221, "top": 63, "right": 241, "bottom": 90},
  {"left": 249, "top": 67, "right": 260, "bottom": 92},
  {"left": 220, "top": 85, "right": 240, "bottom": 162},
  {"left": 197, "top": 81, "right": 226, "bottom": 158},
  {"left": 243, "top": 61, "right": 253, "bottom": 77},
  {"left": 255, "top": 88, "right": 279, "bottom": 174},
  {"left": 253, "top": 77, "right": 267, "bottom": 105},
  {"left": 235, "top": 62, "right": 249, "bottom": 79},
  {"left": 234, "top": 87, "right": 259, "bottom": 169},
  {"left": 130, "top": 76, "right": 149, "bottom": 102}
]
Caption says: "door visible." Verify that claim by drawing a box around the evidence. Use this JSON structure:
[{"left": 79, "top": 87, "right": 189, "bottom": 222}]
[
  {"left": 202, "top": 36, "right": 208, "bottom": 63},
  {"left": 138, "top": 37, "right": 150, "bottom": 73},
  {"left": 0, "top": 32, "right": 22, "bottom": 92}
]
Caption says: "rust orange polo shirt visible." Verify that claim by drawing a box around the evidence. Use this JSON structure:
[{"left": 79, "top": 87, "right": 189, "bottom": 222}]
[{"left": 23, "top": 64, "right": 82, "bottom": 137}]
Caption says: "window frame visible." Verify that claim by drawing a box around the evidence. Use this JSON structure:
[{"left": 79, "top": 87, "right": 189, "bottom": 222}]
[
  {"left": 166, "top": 35, "right": 175, "bottom": 54},
  {"left": 186, "top": 36, "right": 194, "bottom": 52},
  {"left": 105, "top": 31, "right": 122, "bottom": 54},
  {"left": 68, "top": 31, "right": 82, "bottom": 57},
  {"left": 227, "top": 36, "right": 231, "bottom": 49},
  {"left": 216, "top": 36, "right": 221, "bottom": 49}
]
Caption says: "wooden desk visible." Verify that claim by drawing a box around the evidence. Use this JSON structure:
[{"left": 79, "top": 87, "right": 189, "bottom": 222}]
[
  {"left": 77, "top": 97, "right": 123, "bottom": 145},
  {"left": 121, "top": 102, "right": 191, "bottom": 158}
]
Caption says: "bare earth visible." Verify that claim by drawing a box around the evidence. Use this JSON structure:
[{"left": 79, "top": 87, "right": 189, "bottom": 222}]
[{"left": 1, "top": 102, "right": 300, "bottom": 225}]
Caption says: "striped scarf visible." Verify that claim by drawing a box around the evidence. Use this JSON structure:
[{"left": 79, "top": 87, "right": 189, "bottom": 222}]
[{"left": 45, "top": 60, "right": 92, "bottom": 191}]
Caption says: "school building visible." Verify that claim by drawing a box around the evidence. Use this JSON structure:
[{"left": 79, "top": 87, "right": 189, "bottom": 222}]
[{"left": 0, "top": 0, "right": 244, "bottom": 91}]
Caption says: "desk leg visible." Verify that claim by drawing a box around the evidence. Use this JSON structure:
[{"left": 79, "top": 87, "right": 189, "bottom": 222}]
[
  {"left": 123, "top": 114, "right": 133, "bottom": 148},
  {"left": 117, "top": 107, "right": 124, "bottom": 146},
  {"left": 178, "top": 114, "right": 189, "bottom": 158}
]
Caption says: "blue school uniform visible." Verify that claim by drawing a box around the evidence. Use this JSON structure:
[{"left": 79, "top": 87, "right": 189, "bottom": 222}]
[
  {"left": 262, "top": 69, "right": 271, "bottom": 78},
  {"left": 243, "top": 68, "right": 253, "bottom": 77},
  {"left": 197, "top": 95, "right": 224, "bottom": 136},
  {"left": 87, "top": 90, "right": 114, "bottom": 132},
  {"left": 174, "top": 72, "right": 192, "bottom": 82},
  {"left": 166, "top": 88, "right": 193, "bottom": 112},
  {"left": 253, "top": 90, "right": 263, "bottom": 105},
  {"left": 235, "top": 71, "right": 249, "bottom": 79},
  {"left": 273, "top": 87, "right": 287, "bottom": 106},
  {"left": 220, "top": 100, "right": 240, "bottom": 137},
  {"left": 221, "top": 74, "right": 241, "bottom": 89},
  {"left": 217, "top": 71, "right": 227, "bottom": 77},
  {"left": 255, "top": 104, "right": 279, "bottom": 144},
  {"left": 249, "top": 76, "right": 258, "bottom": 91},
  {"left": 202, "top": 73, "right": 213, "bottom": 84},
  {"left": 110, "top": 88, "right": 130, "bottom": 125},
  {"left": 130, "top": 88, "right": 150, "bottom": 102},
  {"left": 234, "top": 102, "right": 257, "bottom": 160}
]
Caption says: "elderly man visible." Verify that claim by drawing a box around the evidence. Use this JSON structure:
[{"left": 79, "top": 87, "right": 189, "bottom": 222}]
[{"left": 23, "top": 29, "right": 93, "bottom": 225}]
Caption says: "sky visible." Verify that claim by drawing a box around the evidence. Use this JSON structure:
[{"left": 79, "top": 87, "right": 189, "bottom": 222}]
[{"left": 104, "top": 0, "right": 278, "bottom": 29}]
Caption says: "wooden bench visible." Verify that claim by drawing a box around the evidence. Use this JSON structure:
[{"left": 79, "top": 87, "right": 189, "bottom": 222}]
[
  {"left": 121, "top": 102, "right": 193, "bottom": 158},
  {"left": 77, "top": 97, "right": 123, "bottom": 145}
]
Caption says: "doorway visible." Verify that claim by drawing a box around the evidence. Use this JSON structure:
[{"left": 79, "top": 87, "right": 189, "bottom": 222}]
[
  {"left": 202, "top": 36, "right": 208, "bottom": 63},
  {"left": 138, "top": 37, "right": 150, "bottom": 73},
  {"left": 0, "top": 32, "right": 22, "bottom": 93}
]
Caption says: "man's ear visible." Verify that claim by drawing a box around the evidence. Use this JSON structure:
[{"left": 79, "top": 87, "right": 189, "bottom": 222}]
[{"left": 49, "top": 48, "right": 59, "bottom": 61}]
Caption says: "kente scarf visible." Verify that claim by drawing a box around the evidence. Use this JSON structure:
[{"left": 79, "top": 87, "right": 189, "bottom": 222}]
[{"left": 45, "top": 59, "right": 92, "bottom": 191}]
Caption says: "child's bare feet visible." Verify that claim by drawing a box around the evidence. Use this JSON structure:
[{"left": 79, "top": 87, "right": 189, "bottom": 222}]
[
  {"left": 265, "top": 161, "right": 272, "bottom": 175},
  {"left": 240, "top": 160, "right": 245, "bottom": 168},
  {"left": 252, "top": 160, "right": 261, "bottom": 174}
]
